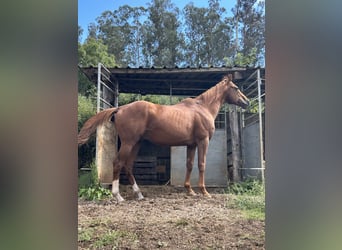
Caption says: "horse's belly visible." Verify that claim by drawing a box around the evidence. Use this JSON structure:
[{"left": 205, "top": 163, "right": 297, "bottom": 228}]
[
  {"left": 144, "top": 130, "right": 193, "bottom": 146},
  {"left": 144, "top": 108, "right": 197, "bottom": 146}
]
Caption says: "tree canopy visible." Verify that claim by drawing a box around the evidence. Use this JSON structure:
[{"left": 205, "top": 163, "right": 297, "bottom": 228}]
[{"left": 79, "top": 0, "right": 264, "bottom": 68}]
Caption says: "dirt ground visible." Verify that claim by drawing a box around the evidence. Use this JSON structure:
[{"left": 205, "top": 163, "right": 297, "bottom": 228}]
[{"left": 78, "top": 185, "right": 264, "bottom": 249}]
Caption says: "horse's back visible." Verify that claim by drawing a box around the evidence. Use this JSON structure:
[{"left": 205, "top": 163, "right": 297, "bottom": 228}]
[{"left": 114, "top": 100, "right": 213, "bottom": 146}]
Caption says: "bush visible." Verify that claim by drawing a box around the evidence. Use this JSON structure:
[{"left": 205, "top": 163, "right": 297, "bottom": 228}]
[
  {"left": 78, "top": 186, "right": 112, "bottom": 201},
  {"left": 78, "top": 94, "right": 96, "bottom": 169},
  {"left": 78, "top": 162, "right": 112, "bottom": 201},
  {"left": 78, "top": 162, "right": 98, "bottom": 188},
  {"left": 78, "top": 94, "right": 96, "bottom": 130}
]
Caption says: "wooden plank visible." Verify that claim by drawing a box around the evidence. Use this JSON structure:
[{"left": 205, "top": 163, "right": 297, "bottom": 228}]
[
  {"left": 156, "top": 165, "right": 166, "bottom": 173},
  {"left": 134, "top": 162, "right": 156, "bottom": 168},
  {"left": 134, "top": 168, "right": 156, "bottom": 174},
  {"left": 135, "top": 156, "right": 157, "bottom": 162}
]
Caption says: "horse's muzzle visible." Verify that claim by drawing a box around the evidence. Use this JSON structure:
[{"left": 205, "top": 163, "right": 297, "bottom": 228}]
[{"left": 239, "top": 99, "right": 250, "bottom": 109}]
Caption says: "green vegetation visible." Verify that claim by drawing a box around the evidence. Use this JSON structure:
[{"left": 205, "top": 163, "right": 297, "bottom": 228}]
[
  {"left": 78, "top": 37, "right": 116, "bottom": 68},
  {"left": 78, "top": 225, "right": 138, "bottom": 249},
  {"left": 78, "top": 227, "right": 94, "bottom": 243},
  {"left": 92, "top": 229, "right": 137, "bottom": 249},
  {"left": 77, "top": 94, "right": 96, "bottom": 130},
  {"left": 227, "top": 178, "right": 265, "bottom": 220},
  {"left": 78, "top": 162, "right": 112, "bottom": 201},
  {"left": 77, "top": 94, "right": 96, "bottom": 169},
  {"left": 175, "top": 218, "right": 189, "bottom": 227},
  {"left": 78, "top": 185, "right": 112, "bottom": 201}
]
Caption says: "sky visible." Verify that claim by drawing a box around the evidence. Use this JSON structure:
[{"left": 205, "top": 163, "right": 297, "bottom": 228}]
[{"left": 78, "top": 0, "right": 237, "bottom": 42}]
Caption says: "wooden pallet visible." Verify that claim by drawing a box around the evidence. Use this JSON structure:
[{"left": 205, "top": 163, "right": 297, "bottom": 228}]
[{"left": 120, "top": 156, "right": 158, "bottom": 184}]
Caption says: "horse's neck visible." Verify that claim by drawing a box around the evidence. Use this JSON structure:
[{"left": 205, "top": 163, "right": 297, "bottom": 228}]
[{"left": 196, "top": 83, "right": 225, "bottom": 118}]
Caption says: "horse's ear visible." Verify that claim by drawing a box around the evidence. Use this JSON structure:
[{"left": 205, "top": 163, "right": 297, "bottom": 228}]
[{"left": 228, "top": 74, "right": 233, "bottom": 81}]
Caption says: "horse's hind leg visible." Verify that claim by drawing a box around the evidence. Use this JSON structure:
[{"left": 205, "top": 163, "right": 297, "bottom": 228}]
[
  {"left": 112, "top": 157, "right": 125, "bottom": 202},
  {"left": 184, "top": 145, "right": 197, "bottom": 196},
  {"left": 112, "top": 143, "right": 135, "bottom": 202},
  {"left": 124, "top": 142, "right": 144, "bottom": 200}
]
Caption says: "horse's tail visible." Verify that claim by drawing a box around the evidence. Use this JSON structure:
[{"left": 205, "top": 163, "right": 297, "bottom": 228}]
[{"left": 78, "top": 107, "right": 119, "bottom": 145}]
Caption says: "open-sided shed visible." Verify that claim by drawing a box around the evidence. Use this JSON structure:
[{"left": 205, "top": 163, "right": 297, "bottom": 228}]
[
  {"left": 80, "top": 65, "right": 265, "bottom": 186},
  {"left": 81, "top": 65, "right": 264, "bottom": 95}
]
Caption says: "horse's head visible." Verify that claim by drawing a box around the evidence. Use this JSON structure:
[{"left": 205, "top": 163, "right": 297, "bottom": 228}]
[{"left": 223, "top": 74, "right": 249, "bottom": 109}]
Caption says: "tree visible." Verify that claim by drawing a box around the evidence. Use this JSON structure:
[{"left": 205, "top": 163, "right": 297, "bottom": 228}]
[
  {"left": 78, "top": 37, "right": 116, "bottom": 67},
  {"left": 183, "top": 0, "right": 233, "bottom": 67},
  {"left": 78, "top": 25, "right": 83, "bottom": 43},
  {"left": 183, "top": 4, "right": 207, "bottom": 66},
  {"left": 96, "top": 6, "right": 147, "bottom": 67},
  {"left": 205, "top": 0, "right": 232, "bottom": 66},
  {"left": 232, "top": 0, "right": 265, "bottom": 66},
  {"left": 78, "top": 31, "right": 117, "bottom": 97},
  {"left": 87, "top": 22, "right": 98, "bottom": 40},
  {"left": 142, "top": 0, "right": 183, "bottom": 67},
  {"left": 80, "top": 0, "right": 264, "bottom": 68}
]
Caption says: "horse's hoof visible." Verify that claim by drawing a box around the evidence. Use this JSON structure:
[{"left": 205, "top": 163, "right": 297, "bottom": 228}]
[
  {"left": 137, "top": 195, "right": 145, "bottom": 201},
  {"left": 188, "top": 191, "right": 197, "bottom": 196},
  {"left": 134, "top": 191, "right": 144, "bottom": 201},
  {"left": 203, "top": 193, "right": 212, "bottom": 198},
  {"left": 114, "top": 193, "right": 125, "bottom": 203}
]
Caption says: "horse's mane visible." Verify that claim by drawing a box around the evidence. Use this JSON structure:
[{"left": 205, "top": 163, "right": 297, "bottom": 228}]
[{"left": 195, "top": 75, "right": 230, "bottom": 104}]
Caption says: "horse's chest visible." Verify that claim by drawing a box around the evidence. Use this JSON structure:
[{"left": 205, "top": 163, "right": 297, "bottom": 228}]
[{"left": 194, "top": 117, "right": 215, "bottom": 139}]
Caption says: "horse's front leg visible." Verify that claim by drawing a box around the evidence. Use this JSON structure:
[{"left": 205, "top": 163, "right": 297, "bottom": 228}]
[
  {"left": 184, "top": 145, "right": 197, "bottom": 196},
  {"left": 197, "top": 137, "right": 211, "bottom": 198},
  {"left": 112, "top": 144, "right": 134, "bottom": 202}
]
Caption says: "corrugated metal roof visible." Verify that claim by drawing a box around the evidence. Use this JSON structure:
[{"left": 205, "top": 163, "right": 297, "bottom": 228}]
[{"left": 80, "top": 66, "right": 265, "bottom": 96}]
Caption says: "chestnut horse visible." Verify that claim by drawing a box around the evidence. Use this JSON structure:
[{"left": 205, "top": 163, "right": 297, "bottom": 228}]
[{"left": 78, "top": 74, "right": 249, "bottom": 202}]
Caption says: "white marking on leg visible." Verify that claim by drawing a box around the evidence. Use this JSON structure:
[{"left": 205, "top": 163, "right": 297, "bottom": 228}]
[
  {"left": 132, "top": 181, "right": 144, "bottom": 200},
  {"left": 112, "top": 179, "right": 119, "bottom": 194},
  {"left": 112, "top": 180, "right": 124, "bottom": 202},
  {"left": 132, "top": 182, "right": 140, "bottom": 192}
]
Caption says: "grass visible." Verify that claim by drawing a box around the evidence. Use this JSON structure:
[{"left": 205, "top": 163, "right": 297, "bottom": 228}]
[
  {"left": 92, "top": 229, "right": 137, "bottom": 249},
  {"left": 78, "top": 220, "right": 138, "bottom": 249},
  {"left": 175, "top": 218, "right": 189, "bottom": 227},
  {"left": 226, "top": 178, "right": 265, "bottom": 220},
  {"left": 78, "top": 227, "right": 94, "bottom": 243}
]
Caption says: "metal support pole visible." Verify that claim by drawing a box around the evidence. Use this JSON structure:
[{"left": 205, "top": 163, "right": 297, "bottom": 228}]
[
  {"left": 97, "top": 63, "right": 101, "bottom": 113},
  {"left": 257, "top": 69, "right": 265, "bottom": 184},
  {"left": 114, "top": 80, "right": 119, "bottom": 107},
  {"left": 169, "top": 82, "right": 172, "bottom": 104},
  {"left": 241, "top": 86, "right": 245, "bottom": 128},
  {"left": 95, "top": 63, "right": 101, "bottom": 178}
]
